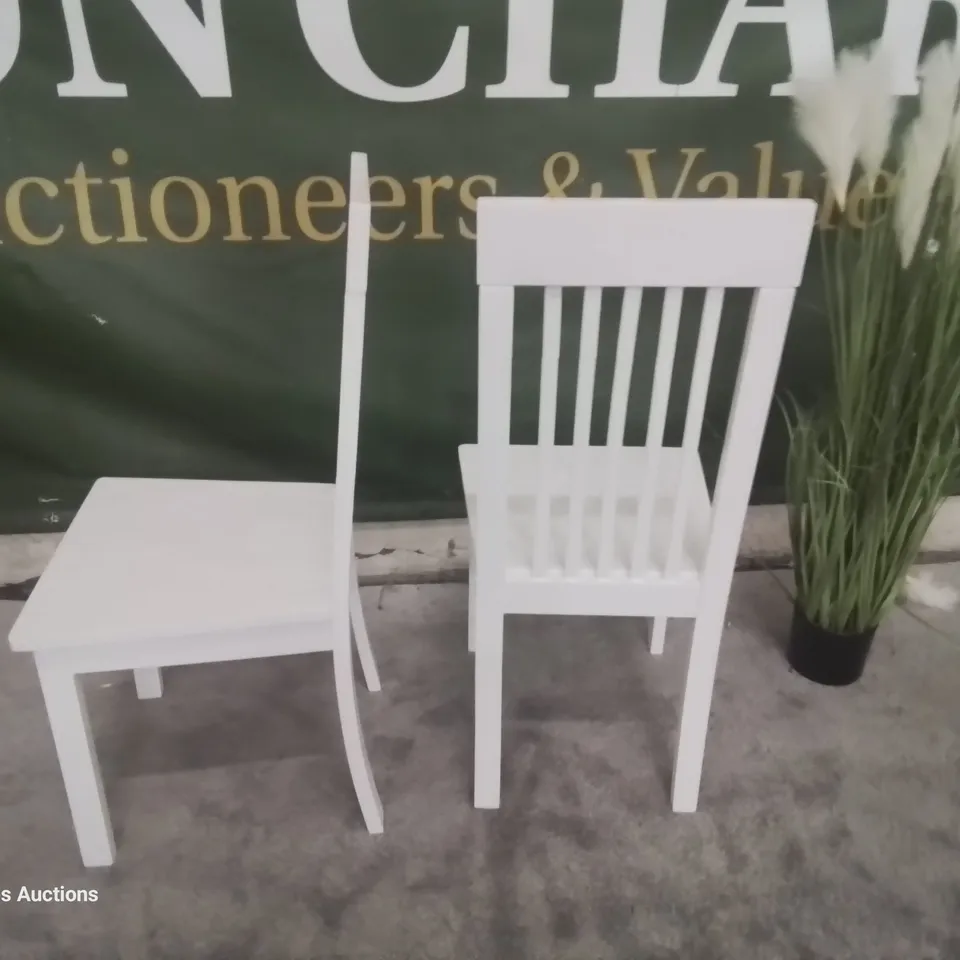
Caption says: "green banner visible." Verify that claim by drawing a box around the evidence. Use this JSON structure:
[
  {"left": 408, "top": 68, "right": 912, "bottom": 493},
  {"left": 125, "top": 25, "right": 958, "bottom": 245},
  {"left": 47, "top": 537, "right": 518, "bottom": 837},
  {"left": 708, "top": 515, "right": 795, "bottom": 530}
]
[{"left": 0, "top": 0, "right": 951, "bottom": 531}]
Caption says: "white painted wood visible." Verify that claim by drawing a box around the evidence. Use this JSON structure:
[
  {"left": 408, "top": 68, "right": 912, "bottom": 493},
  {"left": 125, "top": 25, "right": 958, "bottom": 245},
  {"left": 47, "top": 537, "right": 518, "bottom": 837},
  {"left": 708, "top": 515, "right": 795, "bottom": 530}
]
[
  {"left": 665, "top": 287, "right": 724, "bottom": 576},
  {"left": 672, "top": 287, "right": 799, "bottom": 813},
  {"left": 502, "top": 578, "right": 698, "bottom": 618},
  {"left": 650, "top": 617, "right": 668, "bottom": 656},
  {"left": 631, "top": 286, "right": 682, "bottom": 577},
  {"left": 6, "top": 154, "right": 384, "bottom": 865},
  {"left": 349, "top": 562, "right": 380, "bottom": 693},
  {"left": 461, "top": 445, "right": 709, "bottom": 582},
  {"left": 467, "top": 532, "right": 477, "bottom": 653},
  {"left": 598, "top": 287, "right": 641, "bottom": 577},
  {"left": 533, "top": 287, "right": 563, "bottom": 577},
  {"left": 25, "top": 617, "right": 368, "bottom": 679},
  {"left": 134, "top": 667, "right": 163, "bottom": 699},
  {"left": 333, "top": 641, "right": 383, "bottom": 834},
  {"left": 565, "top": 287, "right": 602, "bottom": 577},
  {"left": 473, "top": 599, "right": 505, "bottom": 809},
  {"left": 35, "top": 663, "right": 115, "bottom": 868},
  {"left": 473, "top": 281, "right": 513, "bottom": 810},
  {"left": 464, "top": 196, "right": 815, "bottom": 814},
  {"left": 477, "top": 197, "right": 817, "bottom": 289}
]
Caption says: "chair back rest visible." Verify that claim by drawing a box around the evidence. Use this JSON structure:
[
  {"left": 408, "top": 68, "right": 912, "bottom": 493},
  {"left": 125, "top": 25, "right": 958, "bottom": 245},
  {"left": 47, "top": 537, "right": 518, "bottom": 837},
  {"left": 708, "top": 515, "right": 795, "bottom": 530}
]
[
  {"left": 332, "top": 153, "right": 371, "bottom": 603},
  {"left": 474, "top": 196, "right": 816, "bottom": 583}
]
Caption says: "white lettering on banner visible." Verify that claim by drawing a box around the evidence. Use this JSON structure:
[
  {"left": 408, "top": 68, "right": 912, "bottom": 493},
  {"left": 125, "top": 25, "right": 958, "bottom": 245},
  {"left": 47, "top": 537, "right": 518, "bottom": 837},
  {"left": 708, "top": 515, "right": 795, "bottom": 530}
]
[
  {"left": 58, "top": 0, "right": 231, "bottom": 97},
  {"left": 487, "top": 0, "right": 568, "bottom": 98},
  {"left": 296, "top": 0, "right": 469, "bottom": 102},
  {"left": 880, "top": 0, "right": 960, "bottom": 95},
  {"left": 0, "top": 0, "right": 952, "bottom": 99},
  {"left": 684, "top": 0, "right": 835, "bottom": 97},
  {"left": 595, "top": 0, "right": 677, "bottom": 97},
  {"left": 56, "top": 0, "right": 127, "bottom": 96},
  {"left": 0, "top": 0, "right": 19, "bottom": 85}
]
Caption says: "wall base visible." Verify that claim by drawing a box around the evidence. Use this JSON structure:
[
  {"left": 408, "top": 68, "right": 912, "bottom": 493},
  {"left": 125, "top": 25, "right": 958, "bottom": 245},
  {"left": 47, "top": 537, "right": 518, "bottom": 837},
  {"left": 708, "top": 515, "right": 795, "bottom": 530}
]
[{"left": 5, "top": 499, "right": 960, "bottom": 594}]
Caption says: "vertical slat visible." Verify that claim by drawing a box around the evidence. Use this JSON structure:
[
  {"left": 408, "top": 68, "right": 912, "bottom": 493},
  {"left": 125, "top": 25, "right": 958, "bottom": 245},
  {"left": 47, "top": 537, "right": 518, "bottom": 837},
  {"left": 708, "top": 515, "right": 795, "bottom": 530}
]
[
  {"left": 565, "top": 287, "right": 603, "bottom": 576},
  {"left": 533, "top": 287, "right": 563, "bottom": 576},
  {"left": 476, "top": 285, "right": 516, "bottom": 581},
  {"left": 631, "top": 286, "right": 683, "bottom": 576},
  {"left": 665, "top": 287, "right": 724, "bottom": 575},
  {"left": 598, "top": 287, "right": 642, "bottom": 576}
]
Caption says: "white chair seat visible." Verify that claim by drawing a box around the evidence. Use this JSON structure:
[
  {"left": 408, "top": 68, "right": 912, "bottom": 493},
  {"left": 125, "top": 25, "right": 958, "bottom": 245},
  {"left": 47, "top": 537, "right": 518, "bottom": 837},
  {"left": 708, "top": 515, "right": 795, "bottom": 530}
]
[
  {"left": 9, "top": 477, "right": 338, "bottom": 652},
  {"left": 459, "top": 444, "right": 711, "bottom": 581}
]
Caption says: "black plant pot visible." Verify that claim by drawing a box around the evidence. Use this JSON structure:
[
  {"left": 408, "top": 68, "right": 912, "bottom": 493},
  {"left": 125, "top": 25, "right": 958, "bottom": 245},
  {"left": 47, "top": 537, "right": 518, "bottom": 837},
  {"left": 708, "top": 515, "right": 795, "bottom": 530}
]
[{"left": 786, "top": 605, "right": 877, "bottom": 687}]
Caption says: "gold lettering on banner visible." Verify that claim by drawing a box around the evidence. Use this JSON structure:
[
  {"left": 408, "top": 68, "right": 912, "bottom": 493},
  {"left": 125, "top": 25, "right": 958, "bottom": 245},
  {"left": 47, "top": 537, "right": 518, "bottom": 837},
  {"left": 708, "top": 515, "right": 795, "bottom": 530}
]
[
  {"left": 150, "top": 176, "right": 212, "bottom": 242},
  {"left": 782, "top": 170, "right": 804, "bottom": 199},
  {"left": 218, "top": 176, "right": 291, "bottom": 241},
  {"left": 543, "top": 152, "right": 580, "bottom": 196},
  {"left": 697, "top": 170, "right": 739, "bottom": 197},
  {"left": 672, "top": 148, "right": 705, "bottom": 197},
  {"left": 65, "top": 162, "right": 111, "bottom": 244},
  {"left": 5, "top": 178, "right": 64, "bottom": 245},
  {"left": 0, "top": 142, "right": 860, "bottom": 245},
  {"left": 755, "top": 141, "right": 774, "bottom": 198},
  {"left": 294, "top": 176, "right": 345, "bottom": 241},
  {"left": 626, "top": 147, "right": 703, "bottom": 198},
  {"left": 413, "top": 175, "right": 454, "bottom": 239},
  {"left": 458, "top": 174, "right": 496, "bottom": 239},
  {"left": 369, "top": 175, "right": 406, "bottom": 241},
  {"left": 109, "top": 149, "right": 147, "bottom": 243},
  {"left": 817, "top": 174, "right": 841, "bottom": 230},
  {"left": 626, "top": 148, "right": 659, "bottom": 196},
  {"left": 847, "top": 170, "right": 895, "bottom": 229}
]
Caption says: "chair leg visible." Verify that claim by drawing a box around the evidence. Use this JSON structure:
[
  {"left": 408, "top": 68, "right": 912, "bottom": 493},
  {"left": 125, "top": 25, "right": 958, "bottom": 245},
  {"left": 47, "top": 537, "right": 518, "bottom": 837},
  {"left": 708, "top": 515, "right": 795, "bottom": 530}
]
[
  {"left": 474, "top": 599, "right": 504, "bottom": 809},
  {"left": 332, "top": 640, "right": 384, "bottom": 834},
  {"left": 35, "top": 661, "right": 116, "bottom": 867},
  {"left": 467, "top": 542, "right": 477, "bottom": 654},
  {"left": 133, "top": 668, "right": 163, "bottom": 699},
  {"left": 650, "top": 617, "right": 667, "bottom": 656},
  {"left": 671, "top": 608, "right": 725, "bottom": 813},
  {"left": 350, "top": 568, "right": 381, "bottom": 693}
]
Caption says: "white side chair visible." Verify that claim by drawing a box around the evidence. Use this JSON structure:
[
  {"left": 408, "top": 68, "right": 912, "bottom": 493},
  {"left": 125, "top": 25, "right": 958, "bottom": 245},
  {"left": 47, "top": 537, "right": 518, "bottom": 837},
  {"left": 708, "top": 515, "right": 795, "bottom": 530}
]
[
  {"left": 461, "top": 196, "right": 816, "bottom": 813},
  {"left": 8, "top": 152, "right": 384, "bottom": 867}
]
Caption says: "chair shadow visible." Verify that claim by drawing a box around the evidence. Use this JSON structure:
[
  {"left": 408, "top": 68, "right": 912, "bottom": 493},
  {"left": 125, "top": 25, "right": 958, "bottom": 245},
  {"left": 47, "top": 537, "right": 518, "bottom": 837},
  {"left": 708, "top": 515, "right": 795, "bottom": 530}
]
[
  {"left": 91, "top": 653, "right": 356, "bottom": 783},
  {"left": 727, "top": 568, "right": 796, "bottom": 655},
  {"left": 499, "top": 614, "right": 680, "bottom": 808}
]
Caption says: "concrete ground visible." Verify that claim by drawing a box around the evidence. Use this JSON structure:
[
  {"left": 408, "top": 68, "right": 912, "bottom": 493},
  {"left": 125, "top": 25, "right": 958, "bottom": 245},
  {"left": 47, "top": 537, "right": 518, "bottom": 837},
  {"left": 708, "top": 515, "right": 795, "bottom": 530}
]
[{"left": 0, "top": 569, "right": 958, "bottom": 959}]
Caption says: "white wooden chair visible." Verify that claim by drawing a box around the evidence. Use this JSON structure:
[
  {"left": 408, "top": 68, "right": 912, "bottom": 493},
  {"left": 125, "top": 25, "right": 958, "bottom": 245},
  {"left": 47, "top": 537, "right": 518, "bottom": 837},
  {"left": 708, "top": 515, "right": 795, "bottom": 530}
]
[
  {"left": 461, "top": 196, "right": 816, "bottom": 813},
  {"left": 7, "top": 152, "right": 384, "bottom": 867}
]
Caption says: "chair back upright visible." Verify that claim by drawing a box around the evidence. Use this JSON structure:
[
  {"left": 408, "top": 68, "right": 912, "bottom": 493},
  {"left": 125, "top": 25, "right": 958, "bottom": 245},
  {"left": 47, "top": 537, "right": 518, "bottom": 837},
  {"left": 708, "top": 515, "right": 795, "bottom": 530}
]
[{"left": 332, "top": 153, "right": 372, "bottom": 613}]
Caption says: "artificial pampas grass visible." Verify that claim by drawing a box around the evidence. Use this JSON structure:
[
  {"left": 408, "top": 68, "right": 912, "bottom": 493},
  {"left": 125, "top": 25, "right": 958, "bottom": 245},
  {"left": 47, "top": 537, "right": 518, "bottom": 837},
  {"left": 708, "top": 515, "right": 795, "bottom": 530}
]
[
  {"left": 849, "top": 46, "right": 898, "bottom": 187},
  {"left": 897, "top": 109, "right": 951, "bottom": 264},
  {"left": 896, "top": 42, "right": 960, "bottom": 264},
  {"left": 793, "top": 43, "right": 896, "bottom": 209},
  {"left": 793, "top": 70, "right": 859, "bottom": 210},
  {"left": 788, "top": 38, "right": 960, "bottom": 636},
  {"left": 917, "top": 41, "right": 960, "bottom": 123}
]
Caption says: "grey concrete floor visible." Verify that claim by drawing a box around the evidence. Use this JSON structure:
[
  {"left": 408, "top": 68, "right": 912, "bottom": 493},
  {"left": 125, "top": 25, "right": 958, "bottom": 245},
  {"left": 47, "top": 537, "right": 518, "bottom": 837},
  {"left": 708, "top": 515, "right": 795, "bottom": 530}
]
[{"left": 0, "top": 569, "right": 958, "bottom": 959}]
